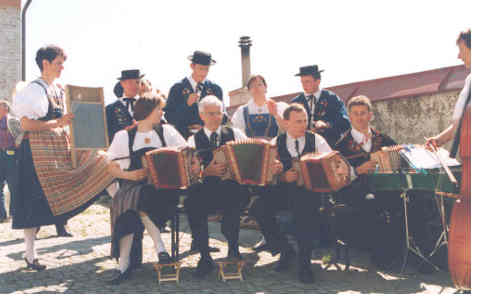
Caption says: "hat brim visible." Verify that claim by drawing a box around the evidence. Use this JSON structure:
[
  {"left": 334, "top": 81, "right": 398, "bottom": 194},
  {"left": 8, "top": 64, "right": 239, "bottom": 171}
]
[
  {"left": 294, "top": 69, "right": 325, "bottom": 77},
  {"left": 117, "top": 74, "right": 145, "bottom": 80},
  {"left": 187, "top": 55, "right": 216, "bottom": 65}
]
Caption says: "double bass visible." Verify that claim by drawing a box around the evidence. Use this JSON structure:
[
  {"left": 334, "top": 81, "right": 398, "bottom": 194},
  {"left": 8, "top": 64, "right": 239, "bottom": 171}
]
[{"left": 448, "top": 105, "right": 471, "bottom": 291}]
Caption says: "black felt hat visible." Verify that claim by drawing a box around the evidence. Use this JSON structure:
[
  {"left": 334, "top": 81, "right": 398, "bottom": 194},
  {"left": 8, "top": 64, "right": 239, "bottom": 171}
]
[
  {"left": 117, "top": 69, "right": 145, "bottom": 80},
  {"left": 188, "top": 50, "right": 216, "bottom": 65},
  {"left": 294, "top": 65, "right": 324, "bottom": 77}
]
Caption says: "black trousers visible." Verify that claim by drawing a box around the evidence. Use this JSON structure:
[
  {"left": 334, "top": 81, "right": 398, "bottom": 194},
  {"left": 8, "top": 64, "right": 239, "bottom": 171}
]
[
  {"left": 184, "top": 177, "right": 248, "bottom": 256},
  {"left": 250, "top": 183, "right": 322, "bottom": 263}
]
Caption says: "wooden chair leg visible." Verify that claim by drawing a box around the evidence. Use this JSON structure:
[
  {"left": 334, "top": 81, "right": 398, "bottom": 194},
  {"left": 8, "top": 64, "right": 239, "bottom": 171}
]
[
  {"left": 217, "top": 260, "right": 245, "bottom": 282},
  {"left": 153, "top": 261, "right": 182, "bottom": 284}
]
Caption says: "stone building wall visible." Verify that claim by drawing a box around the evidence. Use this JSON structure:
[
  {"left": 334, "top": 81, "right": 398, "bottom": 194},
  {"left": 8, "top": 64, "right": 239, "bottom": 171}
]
[
  {"left": 0, "top": 0, "right": 21, "bottom": 101},
  {"left": 371, "top": 91, "right": 459, "bottom": 150}
]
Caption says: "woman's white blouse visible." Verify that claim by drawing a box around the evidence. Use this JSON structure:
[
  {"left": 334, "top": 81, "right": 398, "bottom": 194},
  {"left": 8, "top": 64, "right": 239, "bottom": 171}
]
[{"left": 107, "top": 124, "right": 186, "bottom": 170}]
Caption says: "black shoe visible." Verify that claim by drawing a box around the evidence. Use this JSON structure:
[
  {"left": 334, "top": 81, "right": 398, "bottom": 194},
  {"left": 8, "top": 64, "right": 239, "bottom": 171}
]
[
  {"left": 158, "top": 252, "right": 173, "bottom": 264},
  {"left": 57, "top": 230, "right": 73, "bottom": 237},
  {"left": 195, "top": 256, "right": 214, "bottom": 277},
  {"left": 190, "top": 240, "right": 220, "bottom": 253},
  {"left": 109, "top": 266, "right": 133, "bottom": 285},
  {"left": 274, "top": 247, "right": 296, "bottom": 272},
  {"left": 298, "top": 264, "right": 315, "bottom": 284},
  {"left": 24, "top": 258, "right": 46, "bottom": 271}
]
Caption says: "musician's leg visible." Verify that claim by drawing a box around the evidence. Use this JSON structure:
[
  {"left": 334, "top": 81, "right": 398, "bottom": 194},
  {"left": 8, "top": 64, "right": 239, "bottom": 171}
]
[
  {"left": 250, "top": 185, "right": 292, "bottom": 255},
  {"left": 118, "top": 233, "right": 134, "bottom": 273},
  {"left": 23, "top": 227, "right": 46, "bottom": 270},
  {"left": 291, "top": 189, "right": 321, "bottom": 283},
  {"left": 217, "top": 180, "right": 245, "bottom": 258},
  {"left": 185, "top": 182, "right": 215, "bottom": 276}
]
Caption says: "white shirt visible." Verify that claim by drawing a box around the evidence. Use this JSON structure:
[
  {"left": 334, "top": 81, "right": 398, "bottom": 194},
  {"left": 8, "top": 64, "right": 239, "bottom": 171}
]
[
  {"left": 452, "top": 74, "right": 471, "bottom": 121},
  {"left": 270, "top": 132, "right": 332, "bottom": 158},
  {"left": 13, "top": 79, "right": 63, "bottom": 120},
  {"left": 231, "top": 99, "right": 288, "bottom": 133},
  {"left": 107, "top": 124, "right": 186, "bottom": 170},
  {"left": 188, "top": 76, "right": 204, "bottom": 93},
  {"left": 351, "top": 127, "right": 373, "bottom": 153},
  {"left": 118, "top": 96, "right": 136, "bottom": 117},
  {"left": 304, "top": 89, "right": 322, "bottom": 115},
  {"left": 187, "top": 126, "right": 247, "bottom": 148}
]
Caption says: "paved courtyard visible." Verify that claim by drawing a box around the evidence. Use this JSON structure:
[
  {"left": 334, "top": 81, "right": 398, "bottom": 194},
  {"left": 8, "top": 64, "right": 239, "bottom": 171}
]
[{"left": 0, "top": 201, "right": 458, "bottom": 294}]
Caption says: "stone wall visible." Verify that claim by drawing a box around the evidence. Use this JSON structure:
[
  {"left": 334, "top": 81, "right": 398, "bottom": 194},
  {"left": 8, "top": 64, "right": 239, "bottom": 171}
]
[
  {"left": 0, "top": 1, "right": 21, "bottom": 101},
  {"left": 371, "top": 91, "right": 459, "bottom": 150}
]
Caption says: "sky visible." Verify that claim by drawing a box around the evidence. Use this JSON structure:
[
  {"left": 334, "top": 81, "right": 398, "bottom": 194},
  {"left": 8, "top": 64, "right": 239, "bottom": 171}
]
[{"left": 23, "top": 0, "right": 473, "bottom": 106}]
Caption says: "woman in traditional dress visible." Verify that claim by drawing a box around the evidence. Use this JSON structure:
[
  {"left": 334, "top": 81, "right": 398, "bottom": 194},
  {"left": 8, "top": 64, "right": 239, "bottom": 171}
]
[
  {"left": 231, "top": 74, "right": 287, "bottom": 139},
  {"left": 12, "top": 45, "right": 75, "bottom": 271},
  {"left": 106, "top": 94, "right": 192, "bottom": 284}
]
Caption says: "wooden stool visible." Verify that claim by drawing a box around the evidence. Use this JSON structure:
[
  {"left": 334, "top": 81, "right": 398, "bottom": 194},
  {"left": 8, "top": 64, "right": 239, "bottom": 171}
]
[
  {"left": 217, "top": 259, "right": 245, "bottom": 282},
  {"left": 153, "top": 261, "right": 182, "bottom": 283}
]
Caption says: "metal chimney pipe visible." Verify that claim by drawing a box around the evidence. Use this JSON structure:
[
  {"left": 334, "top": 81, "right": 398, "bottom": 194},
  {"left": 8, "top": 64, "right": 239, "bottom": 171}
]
[
  {"left": 21, "top": 0, "right": 33, "bottom": 81},
  {"left": 238, "top": 36, "right": 252, "bottom": 88}
]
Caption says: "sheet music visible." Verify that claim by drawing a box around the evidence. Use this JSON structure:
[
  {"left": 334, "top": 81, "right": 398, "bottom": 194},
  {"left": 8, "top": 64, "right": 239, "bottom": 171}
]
[{"left": 399, "top": 144, "right": 461, "bottom": 170}]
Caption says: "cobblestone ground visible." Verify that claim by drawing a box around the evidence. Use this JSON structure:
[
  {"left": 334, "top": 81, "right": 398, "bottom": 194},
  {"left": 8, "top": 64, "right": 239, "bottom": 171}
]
[{"left": 0, "top": 202, "right": 458, "bottom": 294}]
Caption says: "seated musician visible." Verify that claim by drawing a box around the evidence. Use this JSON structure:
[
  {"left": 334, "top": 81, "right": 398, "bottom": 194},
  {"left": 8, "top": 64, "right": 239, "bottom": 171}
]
[
  {"left": 252, "top": 103, "right": 334, "bottom": 284},
  {"left": 106, "top": 94, "right": 188, "bottom": 285},
  {"left": 334, "top": 95, "right": 401, "bottom": 266},
  {"left": 231, "top": 74, "right": 287, "bottom": 138},
  {"left": 185, "top": 95, "right": 250, "bottom": 277}
]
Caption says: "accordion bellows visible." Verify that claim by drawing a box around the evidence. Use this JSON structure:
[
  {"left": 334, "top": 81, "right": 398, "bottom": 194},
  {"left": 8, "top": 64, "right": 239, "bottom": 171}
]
[
  {"left": 144, "top": 147, "right": 199, "bottom": 189},
  {"left": 370, "top": 145, "right": 403, "bottom": 173},
  {"left": 216, "top": 138, "right": 277, "bottom": 186},
  {"left": 299, "top": 151, "right": 351, "bottom": 192}
]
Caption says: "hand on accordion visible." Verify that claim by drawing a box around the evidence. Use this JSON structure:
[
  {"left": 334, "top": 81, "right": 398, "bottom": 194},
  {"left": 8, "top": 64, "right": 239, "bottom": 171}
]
[
  {"left": 204, "top": 161, "right": 228, "bottom": 177},
  {"left": 282, "top": 168, "right": 298, "bottom": 183},
  {"left": 126, "top": 168, "right": 148, "bottom": 181},
  {"left": 355, "top": 160, "right": 377, "bottom": 175},
  {"left": 272, "top": 160, "right": 283, "bottom": 175}
]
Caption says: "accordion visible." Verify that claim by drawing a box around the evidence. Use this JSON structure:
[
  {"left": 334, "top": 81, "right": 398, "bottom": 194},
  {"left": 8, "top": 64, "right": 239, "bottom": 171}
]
[
  {"left": 209, "top": 138, "right": 278, "bottom": 186},
  {"left": 299, "top": 151, "right": 351, "bottom": 192},
  {"left": 370, "top": 145, "right": 404, "bottom": 173},
  {"left": 143, "top": 146, "right": 200, "bottom": 190}
]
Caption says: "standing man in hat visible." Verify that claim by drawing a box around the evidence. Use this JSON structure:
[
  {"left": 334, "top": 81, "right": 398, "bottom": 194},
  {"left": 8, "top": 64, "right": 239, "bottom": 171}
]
[
  {"left": 106, "top": 69, "right": 144, "bottom": 143},
  {"left": 165, "top": 51, "right": 226, "bottom": 139},
  {"left": 292, "top": 65, "right": 350, "bottom": 147}
]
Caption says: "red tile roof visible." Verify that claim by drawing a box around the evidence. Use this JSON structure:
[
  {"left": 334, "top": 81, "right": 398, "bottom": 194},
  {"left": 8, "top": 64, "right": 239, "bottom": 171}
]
[{"left": 227, "top": 64, "right": 469, "bottom": 115}]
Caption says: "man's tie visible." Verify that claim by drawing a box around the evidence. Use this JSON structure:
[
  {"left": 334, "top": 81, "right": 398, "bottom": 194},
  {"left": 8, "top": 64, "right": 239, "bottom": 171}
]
[
  {"left": 124, "top": 98, "right": 135, "bottom": 113},
  {"left": 295, "top": 139, "right": 300, "bottom": 158},
  {"left": 196, "top": 82, "right": 204, "bottom": 97},
  {"left": 210, "top": 132, "right": 218, "bottom": 149},
  {"left": 307, "top": 95, "right": 315, "bottom": 116}
]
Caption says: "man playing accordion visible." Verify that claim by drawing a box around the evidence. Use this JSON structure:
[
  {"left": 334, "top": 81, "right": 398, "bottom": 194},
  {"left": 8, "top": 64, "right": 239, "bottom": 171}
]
[
  {"left": 184, "top": 96, "right": 251, "bottom": 277},
  {"left": 251, "top": 103, "right": 334, "bottom": 284},
  {"left": 334, "top": 95, "right": 402, "bottom": 268}
]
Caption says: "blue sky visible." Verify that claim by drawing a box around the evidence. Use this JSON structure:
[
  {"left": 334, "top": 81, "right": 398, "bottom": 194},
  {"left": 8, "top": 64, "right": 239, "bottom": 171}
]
[{"left": 23, "top": 0, "right": 473, "bottom": 105}]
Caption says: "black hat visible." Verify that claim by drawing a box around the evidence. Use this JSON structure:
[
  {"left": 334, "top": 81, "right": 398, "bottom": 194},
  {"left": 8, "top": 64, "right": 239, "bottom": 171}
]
[
  {"left": 294, "top": 65, "right": 324, "bottom": 77},
  {"left": 188, "top": 51, "right": 216, "bottom": 65},
  {"left": 117, "top": 69, "right": 145, "bottom": 80},
  {"left": 113, "top": 82, "right": 123, "bottom": 98}
]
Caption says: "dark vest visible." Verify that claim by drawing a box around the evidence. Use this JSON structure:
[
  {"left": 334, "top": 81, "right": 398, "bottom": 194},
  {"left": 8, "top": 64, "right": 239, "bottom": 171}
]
[
  {"left": 276, "top": 131, "right": 316, "bottom": 171},
  {"left": 126, "top": 126, "right": 166, "bottom": 172},
  {"left": 194, "top": 126, "right": 235, "bottom": 168}
]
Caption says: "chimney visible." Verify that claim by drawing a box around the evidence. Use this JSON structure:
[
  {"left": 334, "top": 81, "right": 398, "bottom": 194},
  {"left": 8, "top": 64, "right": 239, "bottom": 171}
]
[{"left": 239, "top": 36, "right": 252, "bottom": 87}]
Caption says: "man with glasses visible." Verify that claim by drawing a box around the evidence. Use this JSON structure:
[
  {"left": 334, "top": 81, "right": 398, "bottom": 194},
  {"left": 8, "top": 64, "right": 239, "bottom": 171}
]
[{"left": 184, "top": 96, "right": 249, "bottom": 277}]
